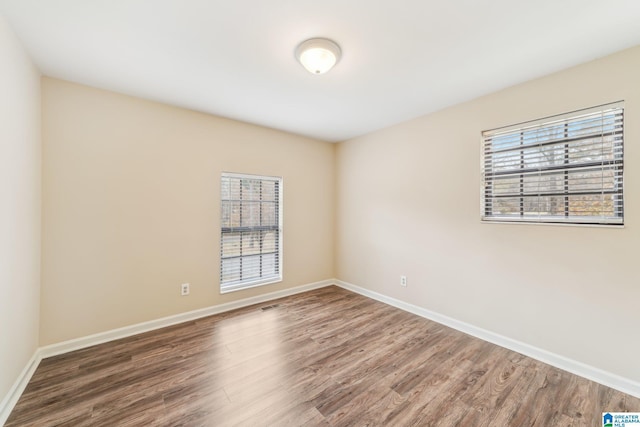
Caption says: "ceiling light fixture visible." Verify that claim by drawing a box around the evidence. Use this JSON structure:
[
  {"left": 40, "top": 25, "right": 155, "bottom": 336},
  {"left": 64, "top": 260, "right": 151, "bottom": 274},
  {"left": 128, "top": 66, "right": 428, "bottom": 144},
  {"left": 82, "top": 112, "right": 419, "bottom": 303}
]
[{"left": 295, "top": 38, "right": 341, "bottom": 75}]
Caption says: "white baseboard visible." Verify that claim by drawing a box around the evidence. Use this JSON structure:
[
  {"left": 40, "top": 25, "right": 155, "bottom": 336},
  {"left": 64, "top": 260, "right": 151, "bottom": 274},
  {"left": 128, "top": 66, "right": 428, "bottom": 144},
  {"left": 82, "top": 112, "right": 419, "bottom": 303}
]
[
  {"left": 1, "top": 279, "right": 334, "bottom": 425},
  {"left": 40, "top": 279, "right": 334, "bottom": 359},
  {"left": 335, "top": 279, "right": 640, "bottom": 399},
  {"left": 0, "top": 351, "right": 42, "bottom": 426}
]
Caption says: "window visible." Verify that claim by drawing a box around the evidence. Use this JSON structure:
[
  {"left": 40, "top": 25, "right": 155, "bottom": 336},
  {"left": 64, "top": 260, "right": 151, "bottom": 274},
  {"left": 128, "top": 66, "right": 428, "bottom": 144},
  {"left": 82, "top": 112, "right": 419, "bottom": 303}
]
[
  {"left": 481, "top": 102, "right": 624, "bottom": 225},
  {"left": 220, "top": 173, "right": 282, "bottom": 293}
]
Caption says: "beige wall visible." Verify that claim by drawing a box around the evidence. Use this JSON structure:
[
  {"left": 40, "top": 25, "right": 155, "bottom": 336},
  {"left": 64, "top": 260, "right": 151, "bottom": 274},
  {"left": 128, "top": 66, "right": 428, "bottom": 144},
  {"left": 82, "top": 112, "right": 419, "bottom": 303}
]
[
  {"left": 0, "top": 17, "right": 41, "bottom": 401},
  {"left": 336, "top": 46, "right": 640, "bottom": 382},
  {"left": 12, "top": 26, "right": 640, "bottom": 393},
  {"left": 41, "top": 78, "right": 335, "bottom": 345}
]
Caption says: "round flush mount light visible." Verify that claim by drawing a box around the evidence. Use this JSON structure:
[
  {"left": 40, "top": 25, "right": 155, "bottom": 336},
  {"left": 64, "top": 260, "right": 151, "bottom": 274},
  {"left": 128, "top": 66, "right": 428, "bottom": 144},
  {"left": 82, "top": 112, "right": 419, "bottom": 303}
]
[{"left": 295, "top": 38, "right": 341, "bottom": 75}]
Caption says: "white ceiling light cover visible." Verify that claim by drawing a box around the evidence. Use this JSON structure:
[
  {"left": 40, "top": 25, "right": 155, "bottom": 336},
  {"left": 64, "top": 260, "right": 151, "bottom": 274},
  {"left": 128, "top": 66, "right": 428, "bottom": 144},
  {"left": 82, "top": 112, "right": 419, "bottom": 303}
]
[{"left": 295, "top": 38, "right": 341, "bottom": 75}]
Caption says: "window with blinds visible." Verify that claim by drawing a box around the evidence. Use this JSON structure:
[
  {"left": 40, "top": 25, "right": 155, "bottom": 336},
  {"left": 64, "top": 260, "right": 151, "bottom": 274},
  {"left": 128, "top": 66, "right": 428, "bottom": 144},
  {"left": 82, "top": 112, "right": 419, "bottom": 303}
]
[
  {"left": 220, "top": 173, "right": 282, "bottom": 293},
  {"left": 481, "top": 102, "right": 624, "bottom": 225}
]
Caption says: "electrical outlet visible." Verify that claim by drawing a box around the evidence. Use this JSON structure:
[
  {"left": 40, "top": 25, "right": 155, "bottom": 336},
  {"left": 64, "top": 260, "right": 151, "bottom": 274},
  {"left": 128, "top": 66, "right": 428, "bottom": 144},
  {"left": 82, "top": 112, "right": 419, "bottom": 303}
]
[
  {"left": 181, "top": 283, "right": 190, "bottom": 296},
  {"left": 400, "top": 275, "right": 407, "bottom": 287}
]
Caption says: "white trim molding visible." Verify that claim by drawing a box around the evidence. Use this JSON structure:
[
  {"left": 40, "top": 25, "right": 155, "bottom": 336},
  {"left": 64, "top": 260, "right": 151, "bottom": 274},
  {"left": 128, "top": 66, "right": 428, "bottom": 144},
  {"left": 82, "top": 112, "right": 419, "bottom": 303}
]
[
  {"left": 0, "top": 279, "right": 333, "bottom": 424},
  {"left": 334, "top": 279, "right": 640, "bottom": 399},
  {"left": 0, "top": 351, "right": 42, "bottom": 426}
]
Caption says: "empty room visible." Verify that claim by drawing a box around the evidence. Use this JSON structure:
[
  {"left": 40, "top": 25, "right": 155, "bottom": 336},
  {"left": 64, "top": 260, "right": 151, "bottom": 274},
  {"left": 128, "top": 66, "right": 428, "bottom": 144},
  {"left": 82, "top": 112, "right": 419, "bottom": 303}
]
[{"left": 2, "top": 0, "right": 640, "bottom": 426}]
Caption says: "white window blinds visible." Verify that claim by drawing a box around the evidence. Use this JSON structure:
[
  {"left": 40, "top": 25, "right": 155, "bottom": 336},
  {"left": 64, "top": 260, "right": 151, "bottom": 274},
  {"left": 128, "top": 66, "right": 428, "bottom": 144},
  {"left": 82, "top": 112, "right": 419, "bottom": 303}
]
[
  {"left": 482, "top": 102, "right": 624, "bottom": 225},
  {"left": 220, "top": 173, "right": 282, "bottom": 293}
]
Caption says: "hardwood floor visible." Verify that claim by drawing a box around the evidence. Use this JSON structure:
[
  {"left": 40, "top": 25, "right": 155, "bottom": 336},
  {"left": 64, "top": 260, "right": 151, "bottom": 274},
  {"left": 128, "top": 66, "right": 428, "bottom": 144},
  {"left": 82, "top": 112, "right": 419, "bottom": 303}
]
[{"left": 6, "top": 286, "right": 640, "bottom": 426}]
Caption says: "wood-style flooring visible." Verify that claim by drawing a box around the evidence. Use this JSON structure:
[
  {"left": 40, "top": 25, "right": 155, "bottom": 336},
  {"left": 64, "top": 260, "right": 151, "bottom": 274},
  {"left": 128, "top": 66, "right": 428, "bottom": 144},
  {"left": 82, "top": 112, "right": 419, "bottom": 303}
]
[{"left": 6, "top": 286, "right": 640, "bottom": 426}]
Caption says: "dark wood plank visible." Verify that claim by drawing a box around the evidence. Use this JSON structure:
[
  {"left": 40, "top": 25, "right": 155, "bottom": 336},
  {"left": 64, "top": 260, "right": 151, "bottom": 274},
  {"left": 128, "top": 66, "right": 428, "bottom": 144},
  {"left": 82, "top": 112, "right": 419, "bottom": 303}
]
[{"left": 5, "top": 286, "right": 640, "bottom": 426}]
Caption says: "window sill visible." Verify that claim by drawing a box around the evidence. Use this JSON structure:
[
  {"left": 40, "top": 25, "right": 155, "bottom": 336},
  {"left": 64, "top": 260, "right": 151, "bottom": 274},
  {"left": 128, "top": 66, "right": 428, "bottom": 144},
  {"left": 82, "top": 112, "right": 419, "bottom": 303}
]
[
  {"left": 220, "top": 277, "right": 283, "bottom": 294},
  {"left": 480, "top": 219, "right": 624, "bottom": 229}
]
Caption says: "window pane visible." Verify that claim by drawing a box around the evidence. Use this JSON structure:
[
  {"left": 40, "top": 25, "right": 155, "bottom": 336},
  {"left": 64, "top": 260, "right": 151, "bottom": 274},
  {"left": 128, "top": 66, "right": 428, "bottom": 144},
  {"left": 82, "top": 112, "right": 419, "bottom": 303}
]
[
  {"left": 262, "top": 180, "right": 277, "bottom": 202},
  {"left": 241, "top": 255, "right": 261, "bottom": 281},
  {"left": 262, "top": 231, "right": 277, "bottom": 253},
  {"left": 242, "top": 179, "right": 262, "bottom": 201},
  {"left": 262, "top": 253, "right": 277, "bottom": 276},
  {"left": 490, "top": 197, "right": 520, "bottom": 216},
  {"left": 261, "top": 202, "right": 277, "bottom": 226},
  {"left": 568, "top": 194, "right": 615, "bottom": 217},
  {"left": 567, "top": 169, "right": 615, "bottom": 192},
  {"left": 221, "top": 258, "right": 240, "bottom": 284},
  {"left": 490, "top": 151, "right": 520, "bottom": 173},
  {"left": 241, "top": 201, "right": 261, "bottom": 227},
  {"left": 522, "top": 172, "right": 563, "bottom": 195},
  {"left": 228, "top": 178, "right": 241, "bottom": 200},
  {"left": 242, "top": 232, "right": 261, "bottom": 256},
  {"left": 491, "top": 176, "right": 519, "bottom": 196},
  {"left": 528, "top": 196, "right": 564, "bottom": 217},
  {"left": 221, "top": 201, "right": 241, "bottom": 228},
  {"left": 221, "top": 232, "right": 241, "bottom": 258}
]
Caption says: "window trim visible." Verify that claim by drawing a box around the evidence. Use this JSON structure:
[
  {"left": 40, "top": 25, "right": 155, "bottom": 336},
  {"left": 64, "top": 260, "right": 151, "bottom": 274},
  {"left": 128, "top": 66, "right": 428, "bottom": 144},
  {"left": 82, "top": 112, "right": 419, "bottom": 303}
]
[
  {"left": 481, "top": 102, "right": 624, "bottom": 226},
  {"left": 220, "top": 172, "right": 283, "bottom": 294}
]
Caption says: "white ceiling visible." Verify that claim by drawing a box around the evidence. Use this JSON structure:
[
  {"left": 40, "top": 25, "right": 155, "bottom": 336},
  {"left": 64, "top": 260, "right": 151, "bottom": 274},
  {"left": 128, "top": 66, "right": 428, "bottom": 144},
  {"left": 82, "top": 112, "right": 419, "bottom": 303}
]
[{"left": 2, "top": 1, "right": 640, "bottom": 142}]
